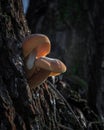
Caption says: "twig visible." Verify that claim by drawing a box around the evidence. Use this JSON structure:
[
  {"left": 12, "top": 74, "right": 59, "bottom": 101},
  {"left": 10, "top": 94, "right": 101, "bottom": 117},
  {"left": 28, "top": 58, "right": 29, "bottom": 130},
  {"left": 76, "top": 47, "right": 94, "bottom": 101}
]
[
  {"left": 88, "top": 121, "right": 104, "bottom": 129},
  {"left": 58, "top": 123, "right": 73, "bottom": 130}
]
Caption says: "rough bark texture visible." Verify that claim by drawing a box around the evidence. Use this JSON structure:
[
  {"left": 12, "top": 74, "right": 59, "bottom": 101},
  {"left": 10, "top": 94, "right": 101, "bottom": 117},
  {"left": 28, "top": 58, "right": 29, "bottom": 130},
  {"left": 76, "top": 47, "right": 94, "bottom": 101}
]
[
  {"left": 0, "top": 0, "right": 30, "bottom": 129},
  {"left": 0, "top": 0, "right": 104, "bottom": 130}
]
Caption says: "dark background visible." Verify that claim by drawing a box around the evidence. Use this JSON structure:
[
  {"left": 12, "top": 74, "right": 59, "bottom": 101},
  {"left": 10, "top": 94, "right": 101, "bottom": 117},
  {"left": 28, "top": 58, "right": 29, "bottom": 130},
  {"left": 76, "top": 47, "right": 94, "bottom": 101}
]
[{"left": 25, "top": 0, "right": 104, "bottom": 116}]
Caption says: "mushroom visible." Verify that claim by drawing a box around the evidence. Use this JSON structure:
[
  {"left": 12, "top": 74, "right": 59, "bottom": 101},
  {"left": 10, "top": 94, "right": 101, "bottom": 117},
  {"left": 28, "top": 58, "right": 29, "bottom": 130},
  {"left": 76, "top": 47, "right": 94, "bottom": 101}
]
[
  {"left": 22, "top": 34, "right": 67, "bottom": 88},
  {"left": 22, "top": 34, "right": 51, "bottom": 70},
  {"left": 23, "top": 34, "right": 51, "bottom": 58},
  {"left": 28, "top": 56, "right": 66, "bottom": 87}
]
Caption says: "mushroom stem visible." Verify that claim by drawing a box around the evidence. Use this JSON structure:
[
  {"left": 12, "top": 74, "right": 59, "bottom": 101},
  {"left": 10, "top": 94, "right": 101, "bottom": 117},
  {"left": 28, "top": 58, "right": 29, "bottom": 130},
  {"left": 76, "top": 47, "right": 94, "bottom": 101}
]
[{"left": 26, "top": 50, "right": 36, "bottom": 70}]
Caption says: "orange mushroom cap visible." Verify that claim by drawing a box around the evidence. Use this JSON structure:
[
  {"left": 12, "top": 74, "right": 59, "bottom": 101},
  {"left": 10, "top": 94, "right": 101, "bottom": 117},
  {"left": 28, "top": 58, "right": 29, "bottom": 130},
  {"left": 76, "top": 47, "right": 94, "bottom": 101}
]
[
  {"left": 22, "top": 34, "right": 51, "bottom": 58},
  {"left": 28, "top": 56, "right": 67, "bottom": 88},
  {"left": 35, "top": 57, "right": 66, "bottom": 75},
  {"left": 22, "top": 34, "right": 51, "bottom": 69}
]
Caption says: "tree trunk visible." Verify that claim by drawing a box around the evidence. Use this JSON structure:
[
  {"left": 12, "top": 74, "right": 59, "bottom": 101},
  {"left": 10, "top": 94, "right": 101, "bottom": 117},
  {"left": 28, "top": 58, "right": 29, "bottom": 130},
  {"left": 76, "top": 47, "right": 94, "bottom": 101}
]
[
  {"left": 0, "top": 0, "right": 103, "bottom": 130},
  {"left": 86, "top": 0, "right": 104, "bottom": 119},
  {"left": 0, "top": 0, "right": 31, "bottom": 129},
  {"left": 0, "top": 1, "right": 86, "bottom": 130}
]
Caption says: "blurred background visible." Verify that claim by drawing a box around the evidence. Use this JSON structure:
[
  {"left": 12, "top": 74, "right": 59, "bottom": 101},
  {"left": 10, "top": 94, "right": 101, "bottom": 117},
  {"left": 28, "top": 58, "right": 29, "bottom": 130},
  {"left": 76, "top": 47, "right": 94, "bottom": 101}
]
[{"left": 22, "top": 0, "right": 104, "bottom": 118}]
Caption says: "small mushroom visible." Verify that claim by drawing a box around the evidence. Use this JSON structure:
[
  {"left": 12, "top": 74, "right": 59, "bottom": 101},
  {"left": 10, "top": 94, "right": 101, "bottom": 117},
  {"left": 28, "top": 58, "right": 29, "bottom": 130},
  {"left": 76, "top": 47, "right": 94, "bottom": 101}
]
[
  {"left": 22, "top": 34, "right": 67, "bottom": 88},
  {"left": 28, "top": 57, "right": 66, "bottom": 87},
  {"left": 22, "top": 34, "right": 51, "bottom": 70},
  {"left": 22, "top": 34, "right": 51, "bottom": 83},
  {"left": 23, "top": 34, "right": 51, "bottom": 57}
]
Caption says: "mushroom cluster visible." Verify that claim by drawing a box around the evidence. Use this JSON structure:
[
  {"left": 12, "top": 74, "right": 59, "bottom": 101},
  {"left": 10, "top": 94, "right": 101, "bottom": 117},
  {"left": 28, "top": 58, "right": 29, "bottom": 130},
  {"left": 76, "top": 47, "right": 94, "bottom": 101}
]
[{"left": 22, "top": 34, "right": 67, "bottom": 88}]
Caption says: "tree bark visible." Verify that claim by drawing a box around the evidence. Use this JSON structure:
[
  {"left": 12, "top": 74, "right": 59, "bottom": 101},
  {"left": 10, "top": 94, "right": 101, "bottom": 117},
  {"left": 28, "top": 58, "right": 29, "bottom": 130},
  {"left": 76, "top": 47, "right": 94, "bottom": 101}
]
[
  {"left": 0, "top": 0, "right": 103, "bottom": 130},
  {"left": 86, "top": 0, "right": 104, "bottom": 119},
  {"left": 0, "top": 0, "right": 31, "bottom": 129},
  {"left": 0, "top": 1, "right": 86, "bottom": 130}
]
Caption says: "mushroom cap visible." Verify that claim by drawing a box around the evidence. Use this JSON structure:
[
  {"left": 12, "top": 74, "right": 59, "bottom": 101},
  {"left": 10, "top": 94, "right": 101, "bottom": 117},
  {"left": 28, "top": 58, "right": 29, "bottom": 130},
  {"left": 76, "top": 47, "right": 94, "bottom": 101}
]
[
  {"left": 35, "top": 56, "right": 67, "bottom": 76},
  {"left": 28, "top": 56, "right": 67, "bottom": 88},
  {"left": 22, "top": 34, "right": 51, "bottom": 58},
  {"left": 25, "top": 56, "right": 66, "bottom": 80}
]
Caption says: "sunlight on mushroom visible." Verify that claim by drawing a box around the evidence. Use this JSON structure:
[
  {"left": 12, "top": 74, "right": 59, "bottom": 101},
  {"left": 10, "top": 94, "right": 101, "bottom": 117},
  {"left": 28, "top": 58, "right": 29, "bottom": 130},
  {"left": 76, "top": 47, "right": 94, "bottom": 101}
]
[
  {"left": 28, "top": 56, "right": 66, "bottom": 87},
  {"left": 22, "top": 34, "right": 67, "bottom": 88}
]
